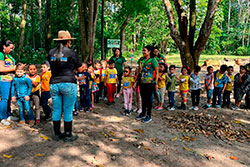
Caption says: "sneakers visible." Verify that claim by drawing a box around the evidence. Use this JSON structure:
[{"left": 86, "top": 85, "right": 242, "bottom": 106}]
[
  {"left": 104, "top": 97, "right": 108, "bottom": 101},
  {"left": 136, "top": 114, "right": 146, "bottom": 121},
  {"left": 133, "top": 108, "right": 138, "bottom": 112},
  {"left": 156, "top": 107, "right": 163, "bottom": 111},
  {"left": 203, "top": 104, "right": 211, "bottom": 109},
  {"left": 189, "top": 106, "right": 195, "bottom": 110},
  {"left": 216, "top": 105, "right": 221, "bottom": 108},
  {"left": 116, "top": 94, "right": 120, "bottom": 98},
  {"left": 73, "top": 111, "right": 78, "bottom": 116},
  {"left": 143, "top": 116, "right": 152, "bottom": 123},
  {"left": 7, "top": 116, "right": 19, "bottom": 121},
  {"left": 193, "top": 106, "right": 199, "bottom": 111},
  {"left": 232, "top": 106, "right": 240, "bottom": 111},
  {"left": 167, "top": 107, "right": 175, "bottom": 111},
  {"left": 137, "top": 108, "right": 142, "bottom": 114},
  {"left": 1, "top": 119, "right": 10, "bottom": 126}
]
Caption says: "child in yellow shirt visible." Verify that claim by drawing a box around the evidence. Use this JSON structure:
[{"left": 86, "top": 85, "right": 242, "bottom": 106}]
[
  {"left": 155, "top": 63, "right": 168, "bottom": 111},
  {"left": 105, "top": 59, "right": 118, "bottom": 105},
  {"left": 40, "top": 61, "right": 52, "bottom": 120},
  {"left": 100, "top": 60, "right": 107, "bottom": 100},
  {"left": 120, "top": 66, "right": 135, "bottom": 115},
  {"left": 178, "top": 66, "right": 190, "bottom": 110},
  {"left": 223, "top": 66, "right": 234, "bottom": 108}
]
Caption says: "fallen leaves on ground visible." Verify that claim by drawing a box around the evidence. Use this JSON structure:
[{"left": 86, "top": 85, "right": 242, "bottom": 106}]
[
  {"left": 133, "top": 129, "right": 144, "bottom": 134},
  {"left": 40, "top": 135, "right": 49, "bottom": 141},
  {"left": 3, "top": 154, "right": 12, "bottom": 158},
  {"left": 171, "top": 137, "right": 178, "bottom": 141},
  {"left": 35, "top": 154, "right": 45, "bottom": 157},
  {"left": 230, "top": 156, "right": 239, "bottom": 160},
  {"left": 163, "top": 112, "right": 250, "bottom": 142},
  {"left": 181, "top": 136, "right": 196, "bottom": 141}
]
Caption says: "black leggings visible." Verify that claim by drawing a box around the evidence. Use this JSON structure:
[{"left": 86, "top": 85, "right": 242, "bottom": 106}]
[
  {"left": 140, "top": 83, "right": 154, "bottom": 117},
  {"left": 191, "top": 89, "right": 200, "bottom": 107},
  {"left": 117, "top": 73, "right": 123, "bottom": 93},
  {"left": 223, "top": 90, "right": 231, "bottom": 108}
]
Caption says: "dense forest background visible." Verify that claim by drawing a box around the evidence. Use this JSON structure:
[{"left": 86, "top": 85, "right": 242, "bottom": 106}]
[{"left": 0, "top": 0, "right": 250, "bottom": 64}]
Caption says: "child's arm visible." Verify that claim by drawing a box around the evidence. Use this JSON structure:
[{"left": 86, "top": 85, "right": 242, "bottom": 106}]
[
  {"left": 25, "top": 78, "right": 32, "bottom": 101},
  {"left": 76, "top": 75, "right": 86, "bottom": 80},
  {"left": 104, "top": 75, "right": 107, "bottom": 86}
]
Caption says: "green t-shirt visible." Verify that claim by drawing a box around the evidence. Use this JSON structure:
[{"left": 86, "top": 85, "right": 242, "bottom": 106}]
[
  {"left": 109, "top": 56, "right": 126, "bottom": 75},
  {"left": 137, "top": 57, "right": 158, "bottom": 83},
  {"left": 0, "top": 52, "right": 15, "bottom": 82}
]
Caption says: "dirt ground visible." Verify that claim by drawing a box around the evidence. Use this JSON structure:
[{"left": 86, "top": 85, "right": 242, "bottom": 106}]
[{"left": 0, "top": 67, "right": 250, "bottom": 167}]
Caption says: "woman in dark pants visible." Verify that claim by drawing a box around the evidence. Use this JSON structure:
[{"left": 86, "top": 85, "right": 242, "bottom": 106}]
[
  {"left": 48, "top": 30, "right": 82, "bottom": 142},
  {"left": 109, "top": 48, "right": 126, "bottom": 98},
  {"left": 135, "top": 45, "right": 159, "bottom": 123}
]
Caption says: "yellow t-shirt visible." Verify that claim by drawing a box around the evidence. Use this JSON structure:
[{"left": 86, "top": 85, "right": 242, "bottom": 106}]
[
  {"left": 105, "top": 68, "right": 117, "bottom": 84},
  {"left": 179, "top": 75, "right": 190, "bottom": 91},
  {"left": 29, "top": 74, "right": 41, "bottom": 93},
  {"left": 89, "top": 73, "right": 95, "bottom": 89},
  {"left": 101, "top": 68, "right": 106, "bottom": 82},
  {"left": 94, "top": 69, "right": 101, "bottom": 84},
  {"left": 40, "top": 71, "right": 51, "bottom": 92},
  {"left": 226, "top": 75, "right": 235, "bottom": 91},
  {"left": 122, "top": 76, "right": 135, "bottom": 89},
  {"left": 158, "top": 74, "right": 166, "bottom": 88}
]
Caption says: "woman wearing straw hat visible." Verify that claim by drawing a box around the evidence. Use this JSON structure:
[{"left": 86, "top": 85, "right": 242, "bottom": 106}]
[{"left": 48, "top": 30, "right": 82, "bottom": 142}]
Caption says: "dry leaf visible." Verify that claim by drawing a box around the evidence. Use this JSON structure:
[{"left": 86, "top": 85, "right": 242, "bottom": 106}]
[
  {"left": 171, "top": 137, "right": 178, "bottom": 141},
  {"left": 133, "top": 129, "right": 144, "bottom": 134},
  {"left": 40, "top": 135, "right": 49, "bottom": 140},
  {"left": 110, "top": 139, "right": 120, "bottom": 142},
  {"left": 96, "top": 165, "right": 104, "bottom": 167},
  {"left": 181, "top": 136, "right": 196, "bottom": 141},
  {"left": 143, "top": 147, "right": 151, "bottom": 151},
  {"left": 35, "top": 154, "right": 45, "bottom": 157},
  {"left": 230, "top": 156, "right": 239, "bottom": 160},
  {"left": 109, "top": 131, "right": 115, "bottom": 136},
  {"left": 3, "top": 154, "right": 12, "bottom": 158},
  {"left": 102, "top": 132, "right": 108, "bottom": 137}
]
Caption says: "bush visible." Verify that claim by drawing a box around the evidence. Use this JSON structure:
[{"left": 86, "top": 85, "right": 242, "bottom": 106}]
[{"left": 234, "top": 46, "right": 248, "bottom": 56}]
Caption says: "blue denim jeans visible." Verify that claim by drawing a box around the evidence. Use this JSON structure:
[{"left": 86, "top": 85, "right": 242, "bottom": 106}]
[
  {"left": 0, "top": 81, "right": 11, "bottom": 120},
  {"left": 168, "top": 91, "right": 175, "bottom": 108},
  {"left": 41, "top": 91, "right": 52, "bottom": 116},
  {"left": 212, "top": 87, "right": 223, "bottom": 106},
  {"left": 50, "top": 83, "right": 77, "bottom": 122},
  {"left": 79, "top": 85, "right": 91, "bottom": 110},
  {"left": 17, "top": 98, "right": 34, "bottom": 121}
]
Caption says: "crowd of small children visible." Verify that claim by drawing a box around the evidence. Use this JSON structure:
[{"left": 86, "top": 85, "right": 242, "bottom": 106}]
[{"left": 5, "top": 50, "right": 250, "bottom": 126}]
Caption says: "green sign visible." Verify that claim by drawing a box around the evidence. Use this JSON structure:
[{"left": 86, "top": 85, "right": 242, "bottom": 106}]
[{"left": 107, "top": 39, "right": 120, "bottom": 48}]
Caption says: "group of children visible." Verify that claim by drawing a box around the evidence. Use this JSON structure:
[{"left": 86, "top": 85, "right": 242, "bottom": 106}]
[{"left": 10, "top": 58, "right": 250, "bottom": 125}]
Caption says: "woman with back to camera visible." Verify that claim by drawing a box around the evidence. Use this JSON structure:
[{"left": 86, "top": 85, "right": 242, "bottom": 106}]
[{"left": 48, "top": 30, "right": 82, "bottom": 142}]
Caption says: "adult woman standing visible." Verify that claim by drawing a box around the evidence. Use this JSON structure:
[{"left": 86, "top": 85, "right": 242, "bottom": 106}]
[
  {"left": 109, "top": 48, "right": 126, "bottom": 97},
  {"left": 48, "top": 31, "right": 82, "bottom": 142},
  {"left": 135, "top": 45, "right": 159, "bottom": 123},
  {"left": 0, "top": 40, "right": 16, "bottom": 125},
  {"left": 153, "top": 46, "right": 167, "bottom": 64}
]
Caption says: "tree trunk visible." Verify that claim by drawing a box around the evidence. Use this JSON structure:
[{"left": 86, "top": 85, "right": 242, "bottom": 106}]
[
  {"left": 79, "top": 0, "right": 99, "bottom": 62},
  {"left": 120, "top": 14, "right": 132, "bottom": 53},
  {"left": 163, "top": 0, "right": 221, "bottom": 69},
  {"left": 242, "top": 0, "right": 250, "bottom": 47},
  {"left": 18, "top": 0, "right": 27, "bottom": 57},
  {"left": 238, "top": 0, "right": 242, "bottom": 23},
  {"left": 227, "top": 0, "right": 231, "bottom": 34},
  {"left": 31, "top": 3, "right": 36, "bottom": 50},
  {"left": 101, "top": 0, "right": 105, "bottom": 60},
  {"left": 45, "top": 0, "right": 51, "bottom": 53},
  {"left": 38, "top": 0, "right": 43, "bottom": 48}
]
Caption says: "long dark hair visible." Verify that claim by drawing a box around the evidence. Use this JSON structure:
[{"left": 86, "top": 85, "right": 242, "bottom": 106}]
[
  {"left": 144, "top": 45, "right": 154, "bottom": 58},
  {"left": 0, "top": 40, "right": 13, "bottom": 52},
  {"left": 55, "top": 40, "right": 68, "bottom": 59},
  {"left": 113, "top": 48, "right": 122, "bottom": 57}
]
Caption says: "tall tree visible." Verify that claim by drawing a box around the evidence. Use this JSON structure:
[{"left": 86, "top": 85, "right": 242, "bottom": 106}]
[
  {"left": 78, "top": 0, "right": 99, "bottom": 62},
  {"left": 18, "top": 0, "right": 27, "bottom": 57},
  {"left": 163, "top": 0, "right": 221, "bottom": 68},
  {"left": 101, "top": 0, "right": 105, "bottom": 60},
  {"left": 45, "top": 0, "right": 51, "bottom": 53}
]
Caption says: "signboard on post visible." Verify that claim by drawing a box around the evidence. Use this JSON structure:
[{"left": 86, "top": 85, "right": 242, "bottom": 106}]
[{"left": 107, "top": 39, "right": 120, "bottom": 48}]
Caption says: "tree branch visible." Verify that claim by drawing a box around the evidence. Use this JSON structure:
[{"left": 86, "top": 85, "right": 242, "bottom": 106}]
[
  {"left": 194, "top": 0, "right": 221, "bottom": 61},
  {"left": 162, "top": 0, "right": 184, "bottom": 51},
  {"left": 189, "top": 0, "right": 196, "bottom": 54},
  {"left": 174, "top": 0, "right": 188, "bottom": 40}
]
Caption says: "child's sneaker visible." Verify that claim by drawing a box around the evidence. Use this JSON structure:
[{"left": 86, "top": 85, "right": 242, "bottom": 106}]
[
  {"left": 154, "top": 106, "right": 159, "bottom": 109},
  {"left": 36, "top": 119, "right": 40, "bottom": 124},
  {"left": 133, "top": 108, "right": 138, "bottom": 112},
  {"left": 168, "top": 107, "right": 175, "bottom": 111},
  {"left": 137, "top": 108, "right": 142, "bottom": 114},
  {"left": 203, "top": 104, "right": 210, "bottom": 109},
  {"left": 194, "top": 106, "right": 199, "bottom": 111},
  {"left": 125, "top": 110, "right": 131, "bottom": 116},
  {"left": 136, "top": 114, "right": 146, "bottom": 121},
  {"left": 216, "top": 105, "right": 221, "bottom": 108},
  {"left": 232, "top": 106, "right": 240, "bottom": 111},
  {"left": 189, "top": 106, "right": 195, "bottom": 110},
  {"left": 79, "top": 109, "right": 84, "bottom": 112},
  {"left": 143, "top": 116, "right": 152, "bottom": 123},
  {"left": 1, "top": 119, "right": 10, "bottom": 126},
  {"left": 73, "top": 111, "right": 78, "bottom": 116},
  {"left": 156, "top": 107, "right": 163, "bottom": 111},
  {"left": 7, "top": 116, "right": 19, "bottom": 121},
  {"left": 104, "top": 97, "right": 108, "bottom": 101}
]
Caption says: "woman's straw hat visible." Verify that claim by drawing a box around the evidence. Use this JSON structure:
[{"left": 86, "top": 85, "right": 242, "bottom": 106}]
[{"left": 53, "top": 30, "right": 76, "bottom": 41}]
